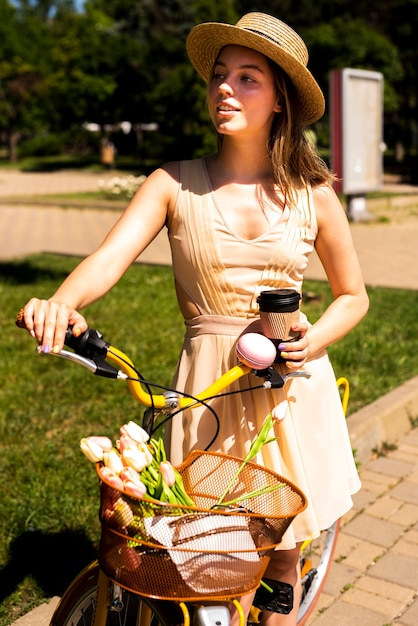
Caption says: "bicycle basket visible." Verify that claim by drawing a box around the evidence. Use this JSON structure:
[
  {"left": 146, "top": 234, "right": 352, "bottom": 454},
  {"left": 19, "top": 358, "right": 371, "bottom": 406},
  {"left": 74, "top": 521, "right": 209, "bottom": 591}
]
[{"left": 97, "top": 450, "right": 307, "bottom": 601}]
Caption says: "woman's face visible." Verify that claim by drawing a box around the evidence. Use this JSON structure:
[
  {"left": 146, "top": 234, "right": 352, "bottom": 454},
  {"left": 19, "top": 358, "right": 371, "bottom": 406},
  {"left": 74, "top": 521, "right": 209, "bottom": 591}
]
[{"left": 207, "top": 45, "right": 281, "bottom": 140}]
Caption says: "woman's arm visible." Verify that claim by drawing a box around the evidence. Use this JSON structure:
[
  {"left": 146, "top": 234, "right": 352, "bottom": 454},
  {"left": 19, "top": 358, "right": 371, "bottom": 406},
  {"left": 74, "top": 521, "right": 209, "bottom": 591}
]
[
  {"left": 281, "top": 183, "right": 369, "bottom": 368},
  {"left": 22, "top": 164, "right": 179, "bottom": 351}
]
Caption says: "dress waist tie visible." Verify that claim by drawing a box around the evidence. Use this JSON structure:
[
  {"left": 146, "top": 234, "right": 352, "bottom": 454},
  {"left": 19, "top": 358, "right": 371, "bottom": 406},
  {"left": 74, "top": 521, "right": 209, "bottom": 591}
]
[{"left": 184, "top": 315, "right": 262, "bottom": 338}]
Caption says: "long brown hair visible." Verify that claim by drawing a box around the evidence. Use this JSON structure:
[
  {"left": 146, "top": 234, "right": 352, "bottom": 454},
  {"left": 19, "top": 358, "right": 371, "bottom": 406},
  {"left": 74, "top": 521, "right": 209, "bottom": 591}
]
[{"left": 268, "top": 62, "right": 334, "bottom": 205}]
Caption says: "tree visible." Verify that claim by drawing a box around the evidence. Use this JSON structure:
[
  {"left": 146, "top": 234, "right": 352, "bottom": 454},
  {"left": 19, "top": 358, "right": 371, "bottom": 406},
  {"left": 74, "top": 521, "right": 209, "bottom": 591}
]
[
  {"left": 304, "top": 18, "right": 402, "bottom": 109},
  {"left": 83, "top": 0, "right": 239, "bottom": 161},
  {"left": 2, "top": 0, "right": 416, "bottom": 170},
  {"left": 373, "top": 0, "right": 418, "bottom": 174},
  {"left": 0, "top": 0, "right": 51, "bottom": 160},
  {"left": 0, "top": 1, "right": 118, "bottom": 161},
  {"left": 44, "top": 11, "right": 117, "bottom": 131},
  {"left": 10, "top": 0, "right": 78, "bottom": 20}
]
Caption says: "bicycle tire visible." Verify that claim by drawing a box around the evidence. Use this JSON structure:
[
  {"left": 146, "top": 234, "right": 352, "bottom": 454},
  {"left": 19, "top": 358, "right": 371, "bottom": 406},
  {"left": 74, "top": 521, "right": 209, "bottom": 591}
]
[
  {"left": 50, "top": 560, "right": 178, "bottom": 626},
  {"left": 297, "top": 519, "right": 340, "bottom": 625}
]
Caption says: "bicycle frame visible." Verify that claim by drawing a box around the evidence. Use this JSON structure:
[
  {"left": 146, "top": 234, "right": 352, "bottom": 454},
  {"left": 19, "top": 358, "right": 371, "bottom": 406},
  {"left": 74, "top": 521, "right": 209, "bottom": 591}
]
[{"left": 16, "top": 322, "right": 345, "bottom": 626}]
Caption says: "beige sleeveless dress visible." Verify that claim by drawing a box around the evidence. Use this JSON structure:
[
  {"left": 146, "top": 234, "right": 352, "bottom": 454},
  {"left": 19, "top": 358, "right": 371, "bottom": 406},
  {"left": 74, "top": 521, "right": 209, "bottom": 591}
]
[{"left": 166, "top": 158, "right": 360, "bottom": 547}]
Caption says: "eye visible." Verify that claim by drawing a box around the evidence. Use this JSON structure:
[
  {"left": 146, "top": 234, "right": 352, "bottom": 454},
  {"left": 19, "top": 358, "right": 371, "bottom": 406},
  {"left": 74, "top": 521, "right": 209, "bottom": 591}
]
[{"left": 212, "top": 66, "right": 225, "bottom": 81}]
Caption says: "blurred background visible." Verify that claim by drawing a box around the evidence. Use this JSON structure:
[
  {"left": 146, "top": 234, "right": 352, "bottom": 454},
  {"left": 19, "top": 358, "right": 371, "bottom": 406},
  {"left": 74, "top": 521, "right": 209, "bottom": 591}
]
[{"left": 0, "top": 0, "right": 416, "bottom": 181}]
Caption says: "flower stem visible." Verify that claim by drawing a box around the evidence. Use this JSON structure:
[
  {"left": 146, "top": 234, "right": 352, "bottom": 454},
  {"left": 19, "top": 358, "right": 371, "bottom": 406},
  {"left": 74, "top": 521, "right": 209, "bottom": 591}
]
[
  {"left": 217, "top": 483, "right": 285, "bottom": 508},
  {"left": 216, "top": 413, "right": 277, "bottom": 506}
]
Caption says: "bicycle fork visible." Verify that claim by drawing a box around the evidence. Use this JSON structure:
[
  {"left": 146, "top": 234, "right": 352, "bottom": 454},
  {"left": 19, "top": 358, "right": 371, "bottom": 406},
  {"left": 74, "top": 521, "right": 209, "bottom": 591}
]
[{"left": 91, "top": 569, "right": 113, "bottom": 626}]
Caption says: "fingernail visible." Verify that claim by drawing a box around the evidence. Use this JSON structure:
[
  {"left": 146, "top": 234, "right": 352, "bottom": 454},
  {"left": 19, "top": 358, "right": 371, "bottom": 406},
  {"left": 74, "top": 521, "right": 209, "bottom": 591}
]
[
  {"left": 280, "top": 351, "right": 288, "bottom": 359},
  {"left": 42, "top": 345, "right": 51, "bottom": 353},
  {"left": 73, "top": 327, "right": 81, "bottom": 337},
  {"left": 278, "top": 343, "right": 286, "bottom": 350},
  {"left": 52, "top": 345, "right": 60, "bottom": 354}
]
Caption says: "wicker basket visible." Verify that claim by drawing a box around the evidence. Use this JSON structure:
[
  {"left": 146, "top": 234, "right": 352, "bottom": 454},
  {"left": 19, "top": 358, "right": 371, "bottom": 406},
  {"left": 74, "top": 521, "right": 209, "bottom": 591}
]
[{"left": 97, "top": 450, "right": 307, "bottom": 601}]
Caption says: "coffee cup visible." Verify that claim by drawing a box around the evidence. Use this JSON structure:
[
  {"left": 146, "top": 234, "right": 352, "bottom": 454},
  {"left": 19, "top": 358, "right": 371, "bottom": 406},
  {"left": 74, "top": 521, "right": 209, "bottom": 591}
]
[{"left": 256, "top": 289, "right": 301, "bottom": 361}]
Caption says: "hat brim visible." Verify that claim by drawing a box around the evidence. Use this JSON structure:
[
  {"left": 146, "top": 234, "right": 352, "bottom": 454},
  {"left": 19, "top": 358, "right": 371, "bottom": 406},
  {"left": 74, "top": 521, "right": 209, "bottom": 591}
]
[{"left": 186, "top": 22, "right": 325, "bottom": 125}]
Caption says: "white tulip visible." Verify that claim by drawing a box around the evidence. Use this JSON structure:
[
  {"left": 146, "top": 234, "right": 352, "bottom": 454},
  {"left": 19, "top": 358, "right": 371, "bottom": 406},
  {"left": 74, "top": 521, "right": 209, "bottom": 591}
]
[
  {"left": 80, "top": 437, "right": 105, "bottom": 463},
  {"left": 103, "top": 450, "right": 124, "bottom": 474},
  {"left": 120, "top": 421, "right": 149, "bottom": 444}
]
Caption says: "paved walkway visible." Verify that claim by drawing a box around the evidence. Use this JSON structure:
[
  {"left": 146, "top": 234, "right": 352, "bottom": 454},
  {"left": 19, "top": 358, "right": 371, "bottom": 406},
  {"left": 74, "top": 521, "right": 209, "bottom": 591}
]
[
  {"left": 1, "top": 169, "right": 417, "bottom": 289},
  {"left": 310, "top": 427, "right": 418, "bottom": 626},
  {"left": 0, "top": 168, "right": 119, "bottom": 196},
  {"left": 2, "top": 169, "right": 417, "bottom": 626}
]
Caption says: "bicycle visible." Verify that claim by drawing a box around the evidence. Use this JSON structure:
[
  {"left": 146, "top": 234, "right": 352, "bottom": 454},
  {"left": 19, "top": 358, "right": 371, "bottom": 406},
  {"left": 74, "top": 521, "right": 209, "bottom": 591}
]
[{"left": 16, "top": 320, "right": 343, "bottom": 626}]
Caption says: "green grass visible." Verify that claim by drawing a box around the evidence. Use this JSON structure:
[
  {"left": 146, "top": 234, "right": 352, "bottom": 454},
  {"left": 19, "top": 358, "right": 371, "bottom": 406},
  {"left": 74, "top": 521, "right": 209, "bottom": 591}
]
[{"left": 1, "top": 253, "right": 418, "bottom": 624}]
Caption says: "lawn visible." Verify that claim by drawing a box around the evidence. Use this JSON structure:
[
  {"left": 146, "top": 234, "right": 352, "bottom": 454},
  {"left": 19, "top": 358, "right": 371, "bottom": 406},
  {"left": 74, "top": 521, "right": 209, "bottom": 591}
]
[{"left": 1, "top": 253, "right": 417, "bottom": 624}]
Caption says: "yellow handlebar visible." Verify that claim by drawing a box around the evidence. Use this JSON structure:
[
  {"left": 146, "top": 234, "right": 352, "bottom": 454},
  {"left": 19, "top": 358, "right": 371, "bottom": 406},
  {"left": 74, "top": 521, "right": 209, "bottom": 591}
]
[
  {"left": 107, "top": 345, "right": 252, "bottom": 410},
  {"left": 336, "top": 376, "right": 350, "bottom": 416}
]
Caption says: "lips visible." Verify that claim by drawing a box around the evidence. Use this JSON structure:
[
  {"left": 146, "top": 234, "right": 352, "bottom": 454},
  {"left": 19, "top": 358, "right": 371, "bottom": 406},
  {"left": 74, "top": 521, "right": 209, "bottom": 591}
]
[{"left": 217, "top": 103, "right": 239, "bottom": 114}]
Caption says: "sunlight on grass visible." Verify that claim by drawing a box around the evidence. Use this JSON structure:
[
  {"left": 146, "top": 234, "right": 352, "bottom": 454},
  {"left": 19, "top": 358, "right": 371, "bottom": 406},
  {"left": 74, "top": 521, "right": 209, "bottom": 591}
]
[{"left": 1, "top": 253, "right": 417, "bottom": 624}]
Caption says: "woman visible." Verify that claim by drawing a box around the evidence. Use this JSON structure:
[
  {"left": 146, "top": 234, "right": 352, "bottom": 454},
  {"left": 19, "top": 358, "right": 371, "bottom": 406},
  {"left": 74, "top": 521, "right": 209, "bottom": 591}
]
[{"left": 20, "top": 13, "right": 369, "bottom": 625}]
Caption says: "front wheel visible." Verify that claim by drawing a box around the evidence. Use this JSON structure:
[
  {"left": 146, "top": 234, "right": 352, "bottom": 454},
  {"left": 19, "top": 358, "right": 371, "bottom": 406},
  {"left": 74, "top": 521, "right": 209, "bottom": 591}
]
[
  {"left": 297, "top": 519, "right": 340, "bottom": 625},
  {"left": 50, "top": 560, "right": 176, "bottom": 626}
]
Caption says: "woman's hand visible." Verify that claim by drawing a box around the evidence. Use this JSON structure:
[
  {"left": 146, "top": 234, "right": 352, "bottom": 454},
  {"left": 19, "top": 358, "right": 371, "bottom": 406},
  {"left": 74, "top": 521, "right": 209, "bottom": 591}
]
[
  {"left": 278, "top": 322, "right": 310, "bottom": 369},
  {"left": 18, "top": 298, "right": 88, "bottom": 353}
]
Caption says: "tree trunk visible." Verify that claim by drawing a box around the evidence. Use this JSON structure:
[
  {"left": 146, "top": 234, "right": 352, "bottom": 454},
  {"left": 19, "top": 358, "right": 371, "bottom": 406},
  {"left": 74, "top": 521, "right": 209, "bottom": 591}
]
[{"left": 8, "top": 130, "right": 21, "bottom": 163}]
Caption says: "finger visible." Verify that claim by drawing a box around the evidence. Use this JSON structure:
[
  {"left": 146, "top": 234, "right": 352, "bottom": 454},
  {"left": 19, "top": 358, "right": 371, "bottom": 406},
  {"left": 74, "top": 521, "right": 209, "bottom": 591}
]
[
  {"left": 50, "top": 310, "right": 89, "bottom": 352},
  {"left": 37, "top": 301, "right": 68, "bottom": 351},
  {"left": 15, "top": 307, "right": 35, "bottom": 337},
  {"left": 290, "top": 322, "right": 308, "bottom": 336},
  {"left": 17, "top": 299, "right": 40, "bottom": 338},
  {"left": 51, "top": 304, "right": 74, "bottom": 353},
  {"left": 279, "top": 343, "right": 307, "bottom": 365},
  {"left": 285, "top": 359, "right": 306, "bottom": 370},
  {"left": 281, "top": 351, "right": 307, "bottom": 368},
  {"left": 278, "top": 338, "right": 305, "bottom": 356},
  {"left": 31, "top": 300, "right": 50, "bottom": 346},
  {"left": 68, "top": 310, "right": 88, "bottom": 338}
]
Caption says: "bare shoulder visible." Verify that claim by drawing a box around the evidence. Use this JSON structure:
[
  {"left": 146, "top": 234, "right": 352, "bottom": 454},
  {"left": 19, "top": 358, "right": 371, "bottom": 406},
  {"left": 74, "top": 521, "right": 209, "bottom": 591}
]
[
  {"left": 160, "top": 160, "right": 181, "bottom": 178},
  {"left": 312, "top": 182, "right": 342, "bottom": 212},
  {"left": 128, "top": 161, "right": 181, "bottom": 215},
  {"left": 145, "top": 160, "right": 180, "bottom": 191},
  {"left": 312, "top": 183, "right": 347, "bottom": 228}
]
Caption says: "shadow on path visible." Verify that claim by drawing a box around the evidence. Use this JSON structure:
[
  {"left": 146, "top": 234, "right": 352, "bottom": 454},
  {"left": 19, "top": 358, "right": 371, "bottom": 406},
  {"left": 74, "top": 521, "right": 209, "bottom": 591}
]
[
  {"left": 0, "top": 257, "right": 76, "bottom": 286},
  {"left": 0, "top": 528, "right": 97, "bottom": 600}
]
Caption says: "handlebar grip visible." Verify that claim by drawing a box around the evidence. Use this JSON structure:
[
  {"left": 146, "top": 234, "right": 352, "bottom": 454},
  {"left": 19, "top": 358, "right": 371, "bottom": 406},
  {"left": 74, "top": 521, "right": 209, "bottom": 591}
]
[
  {"left": 65, "top": 327, "right": 109, "bottom": 357},
  {"left": 15, "top": 310, "right": 108, "bottom": 359},
  {"left": 65, "top": 327, "right": 119, "bottom": 378},
  {"left": 15, "top": 308, "right": 26, "bottom": 329}
]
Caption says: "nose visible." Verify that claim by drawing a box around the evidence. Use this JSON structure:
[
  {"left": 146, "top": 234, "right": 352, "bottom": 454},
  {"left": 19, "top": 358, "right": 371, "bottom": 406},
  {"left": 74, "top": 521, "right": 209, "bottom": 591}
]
[{"left": 218, "top": 81, "right": 233, "bottom": 96}]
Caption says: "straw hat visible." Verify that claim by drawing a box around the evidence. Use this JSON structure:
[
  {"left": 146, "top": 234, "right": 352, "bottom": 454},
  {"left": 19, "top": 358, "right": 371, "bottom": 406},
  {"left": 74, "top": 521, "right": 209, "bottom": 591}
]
[{"left": 186, "top": 12, "right": 325, "bottom": 125}]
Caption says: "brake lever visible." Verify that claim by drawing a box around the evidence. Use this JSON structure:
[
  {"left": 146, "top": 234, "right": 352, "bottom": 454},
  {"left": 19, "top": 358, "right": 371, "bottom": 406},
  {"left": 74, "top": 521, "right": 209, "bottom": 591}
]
[
  {"left": 35, "top": 346, "right": 127, "bottom": 379},
  {"left": 37, "top": 346, "right": 98, "bottom": 373},
  {"left": 283, "top": 370, "right": 311, "bottom": 383},
  {"left": 255, "top": 366, "right": 311, "bottom": 388}
]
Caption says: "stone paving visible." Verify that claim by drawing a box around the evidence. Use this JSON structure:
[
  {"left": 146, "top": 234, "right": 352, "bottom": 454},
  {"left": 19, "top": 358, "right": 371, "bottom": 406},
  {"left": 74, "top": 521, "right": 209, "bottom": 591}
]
[
  {"left": 0, "top": 168, "right": 118, "bottom": 196},
  {"left": 307, "top": 427, "right": 418, "bottom": 625},
  {"left": 1, "top": 169, "right": 418, "bottom": 290}
]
